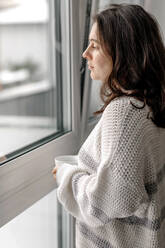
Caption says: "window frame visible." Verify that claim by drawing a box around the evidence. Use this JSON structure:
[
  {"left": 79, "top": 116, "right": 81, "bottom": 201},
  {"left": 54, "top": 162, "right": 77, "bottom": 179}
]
[{"left": 0, "top": 0, "right": 80, "bottom": 231}]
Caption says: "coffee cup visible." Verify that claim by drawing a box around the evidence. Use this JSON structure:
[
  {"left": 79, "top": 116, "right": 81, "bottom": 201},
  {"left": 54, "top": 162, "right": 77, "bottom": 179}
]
[{"left": 55, "top": 155, "right": 78, "bottom": 167}]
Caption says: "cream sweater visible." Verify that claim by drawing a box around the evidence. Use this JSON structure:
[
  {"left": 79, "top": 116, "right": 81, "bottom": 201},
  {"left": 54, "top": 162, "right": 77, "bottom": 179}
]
[{"left": 56, "top": 96, "right": 165, "bottom": 248}]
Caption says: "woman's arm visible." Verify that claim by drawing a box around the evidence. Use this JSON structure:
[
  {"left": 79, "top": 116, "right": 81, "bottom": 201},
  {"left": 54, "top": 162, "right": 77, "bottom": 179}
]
[{"left": 55, "top": 99, "right": 149, "bottom": 227}]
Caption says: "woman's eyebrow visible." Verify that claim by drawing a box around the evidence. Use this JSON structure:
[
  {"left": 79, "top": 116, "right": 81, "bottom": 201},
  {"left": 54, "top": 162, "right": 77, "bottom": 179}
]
[{"left": 89, "top": 38, "right": 100, "bottom": 44}]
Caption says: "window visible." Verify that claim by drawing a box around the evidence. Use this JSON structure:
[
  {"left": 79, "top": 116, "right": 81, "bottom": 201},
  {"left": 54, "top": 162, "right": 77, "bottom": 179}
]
[
  {"left": 0, "top": 0, "right": 73, "bottom": 162},
  {"left": 0, "top": 2, "right": 80, "bottom": 248}
]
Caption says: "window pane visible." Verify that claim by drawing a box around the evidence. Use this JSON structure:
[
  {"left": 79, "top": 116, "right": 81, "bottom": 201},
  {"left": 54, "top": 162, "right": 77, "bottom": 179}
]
[{"left": 0, "top": 0, "right": 71, "bottom": 163}]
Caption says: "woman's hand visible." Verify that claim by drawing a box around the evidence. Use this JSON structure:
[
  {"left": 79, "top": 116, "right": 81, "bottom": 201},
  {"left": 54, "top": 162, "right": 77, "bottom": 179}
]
[{"left": 52, "top": 165, "right": 58, "bottom": 180}]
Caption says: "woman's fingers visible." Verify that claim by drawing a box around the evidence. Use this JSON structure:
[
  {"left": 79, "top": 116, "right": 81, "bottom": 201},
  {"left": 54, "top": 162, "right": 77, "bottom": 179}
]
[
  {"left": 52, "top": 167, "right": 57, "bottom": 174},
  {"left": 52, "top": 166, "right": 58, "bottom": 179}
]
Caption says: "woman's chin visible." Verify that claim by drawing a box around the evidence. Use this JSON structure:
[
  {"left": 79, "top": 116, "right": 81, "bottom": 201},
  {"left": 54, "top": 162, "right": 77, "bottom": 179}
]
[{"left": 90, "top": 72, "right": 99, "bottom": 81}]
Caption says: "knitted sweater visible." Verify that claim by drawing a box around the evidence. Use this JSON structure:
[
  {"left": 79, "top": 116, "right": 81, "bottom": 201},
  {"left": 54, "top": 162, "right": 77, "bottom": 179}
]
[{"left": 56, "top": 96, "right": 165, "bottom": 248}]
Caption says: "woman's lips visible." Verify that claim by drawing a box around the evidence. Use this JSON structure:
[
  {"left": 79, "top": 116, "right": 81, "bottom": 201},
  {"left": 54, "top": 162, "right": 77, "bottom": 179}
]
[{"left": 88, "top": 65, "right": 94, "bottom": 70}]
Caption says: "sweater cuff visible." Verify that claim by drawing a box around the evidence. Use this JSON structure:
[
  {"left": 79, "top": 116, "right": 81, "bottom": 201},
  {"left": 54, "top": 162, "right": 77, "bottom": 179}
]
[{"left": 56, "top": 163, "right": 77, "bottom": 187}]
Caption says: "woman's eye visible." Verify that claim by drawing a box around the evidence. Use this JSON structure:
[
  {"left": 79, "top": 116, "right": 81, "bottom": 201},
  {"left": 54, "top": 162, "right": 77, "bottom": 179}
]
[
  {"left": 91, "top": 44, "right": 98, "bottom": 49},
  {"left": 87, "top": 42, "right": 99, "bottom": 49}
]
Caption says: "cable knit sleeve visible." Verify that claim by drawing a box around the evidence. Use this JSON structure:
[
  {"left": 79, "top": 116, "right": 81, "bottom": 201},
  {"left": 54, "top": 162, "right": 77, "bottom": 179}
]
[{"left": 56, "top": 97, "right": 149, "bottom": 228}]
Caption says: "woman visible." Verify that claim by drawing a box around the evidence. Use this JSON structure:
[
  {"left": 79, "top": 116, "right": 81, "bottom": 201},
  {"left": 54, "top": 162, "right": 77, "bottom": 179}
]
[{"left": 53, "top": 4, "right": 165, "bottom": 248}]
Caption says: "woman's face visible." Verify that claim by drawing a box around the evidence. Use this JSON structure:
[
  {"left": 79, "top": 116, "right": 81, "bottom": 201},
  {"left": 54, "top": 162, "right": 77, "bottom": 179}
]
[{"left": 82, "top": 22, "right": 113, "bottom": 82}]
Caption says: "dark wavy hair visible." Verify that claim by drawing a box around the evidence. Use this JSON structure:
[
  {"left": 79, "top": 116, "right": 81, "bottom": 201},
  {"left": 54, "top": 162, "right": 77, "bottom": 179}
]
[{"left": 93, "top": 4, "right": 165, "bottom": 128}]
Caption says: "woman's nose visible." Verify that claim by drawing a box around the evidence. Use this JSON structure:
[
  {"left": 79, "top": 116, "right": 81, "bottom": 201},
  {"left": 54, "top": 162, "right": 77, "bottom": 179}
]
[
  {"left": 82, "top": 47, "right": 90, "bottom": 59},
  {"left": 82, "top": 49, "right": 87, "bottom": 59}
]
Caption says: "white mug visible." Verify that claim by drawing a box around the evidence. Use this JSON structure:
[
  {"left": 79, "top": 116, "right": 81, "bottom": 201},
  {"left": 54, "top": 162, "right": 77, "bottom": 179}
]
[{"left": 55, "top": 155, "right": 78, "bottom": 167}]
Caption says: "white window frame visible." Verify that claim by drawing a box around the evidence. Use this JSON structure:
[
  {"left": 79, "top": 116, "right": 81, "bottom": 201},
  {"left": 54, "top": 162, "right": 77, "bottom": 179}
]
[{"left": 0, "top": 0, "right": 80, "bottom": 231}]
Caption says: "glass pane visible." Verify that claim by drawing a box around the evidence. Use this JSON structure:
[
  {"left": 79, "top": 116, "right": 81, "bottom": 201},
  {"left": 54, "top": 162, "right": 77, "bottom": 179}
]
[
  {"left": 88, "top": 0, "right": 144, "bottom": 120},
  {"left": 0, "top": 189, "right": 58, "bottom": 248},
  {"left": 0, "top": 0, "right": 71, "bottom": 163}
]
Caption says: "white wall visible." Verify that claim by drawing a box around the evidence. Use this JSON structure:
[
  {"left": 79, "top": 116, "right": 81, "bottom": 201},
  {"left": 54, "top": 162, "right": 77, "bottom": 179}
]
[{"left": 146, "top": 0, "right": 165, "bottom": 42}]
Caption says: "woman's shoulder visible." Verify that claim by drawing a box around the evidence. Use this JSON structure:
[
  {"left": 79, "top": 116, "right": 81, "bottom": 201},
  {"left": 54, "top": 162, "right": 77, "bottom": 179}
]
[
  {"left": 104, "top": 96, "right": 150, "bottom": 114},
  {"left": 102, "top": 96, "right": 150, "bottom": 125}
]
